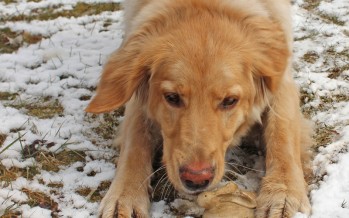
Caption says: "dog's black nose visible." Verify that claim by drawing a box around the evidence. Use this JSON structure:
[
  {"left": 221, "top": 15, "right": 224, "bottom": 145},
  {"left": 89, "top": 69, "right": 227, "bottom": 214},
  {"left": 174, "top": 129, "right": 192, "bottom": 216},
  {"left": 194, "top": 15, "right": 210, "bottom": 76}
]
[{"left": 179, "top": 162, "right": 214, "bottom": 191}]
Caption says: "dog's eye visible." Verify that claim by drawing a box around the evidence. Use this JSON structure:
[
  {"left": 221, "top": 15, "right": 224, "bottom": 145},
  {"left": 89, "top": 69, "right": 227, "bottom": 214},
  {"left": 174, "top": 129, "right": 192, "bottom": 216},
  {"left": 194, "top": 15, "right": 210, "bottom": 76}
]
[
  {"left": 220, "top": 97, "right": 238, "bottom": 109},
  {"left": 164, "top": 92, "right": 182, "bottom": 107}
]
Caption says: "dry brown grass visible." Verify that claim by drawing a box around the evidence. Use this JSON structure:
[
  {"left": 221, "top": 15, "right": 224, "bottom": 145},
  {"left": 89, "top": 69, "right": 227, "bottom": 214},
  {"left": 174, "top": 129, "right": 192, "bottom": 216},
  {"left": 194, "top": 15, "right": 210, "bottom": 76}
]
[
  {"left": 0, "top": 133, "right": 7, "bottom": 146},
  {"left": 0, "top": 92, "right": 18, "bottom": 100},
  {"left": 302, "top": 0, "right": 321, "bottom": 10},
  {"left": 0, "top": 28, "right": 44, "bottom": 53},
  {"left": 90, "top": 107, "right": 125, "bottom": 141},
  {"left": 302, "top": 51, "right": 320, "bottom": 64},
  {"left": 7, "top": 97, "right": 64, "bottom": 119},
  {"left": 2, "top": 2, "right": 121, "bottom": 22},
  {"left": 22, "top": 188, "right": 59, "bottom": 216},
  {"left": 0, "top": 163, "right": 19, "bottom": 186},
  {"left": 313, "top": 124, "right": 339, "bottom": 150},
  {"left": 76, "top": 181, "right": 111, "bottom": 202},
  {"left": 0, "top": 164, "right": 40, "bottom": 186}
]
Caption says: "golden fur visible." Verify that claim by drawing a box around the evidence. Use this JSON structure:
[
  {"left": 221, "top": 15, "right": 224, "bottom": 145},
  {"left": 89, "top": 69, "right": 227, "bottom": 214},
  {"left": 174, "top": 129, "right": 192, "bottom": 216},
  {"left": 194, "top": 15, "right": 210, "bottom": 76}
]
[{"left": 86, "top": 0, "right": 312, "bottom": 217}]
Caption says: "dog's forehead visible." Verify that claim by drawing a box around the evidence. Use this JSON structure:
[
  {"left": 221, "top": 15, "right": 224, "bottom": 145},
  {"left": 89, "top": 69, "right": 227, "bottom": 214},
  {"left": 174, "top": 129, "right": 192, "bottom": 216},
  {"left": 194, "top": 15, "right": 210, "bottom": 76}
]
[
  {"left": 157, "top": 48, "right": 245, "bottom": 74},
  {"left": 151, "top": 56, "right": 250, "bottom": 96}
]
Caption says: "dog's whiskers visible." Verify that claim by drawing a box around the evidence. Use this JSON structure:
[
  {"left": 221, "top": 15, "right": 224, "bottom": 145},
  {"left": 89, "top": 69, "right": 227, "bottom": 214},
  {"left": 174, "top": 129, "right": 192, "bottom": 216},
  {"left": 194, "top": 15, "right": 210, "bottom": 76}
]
[
  {"left": 151, "top": 171, "right": 168, "bottom": 199},
  {"left": 225, "top": 162, "right": 244, "bottom": 176},
  {"left": 229, "top": 148, "right": 246, "bottom": 164},
  {"left": 224, "top": 169, "right": 254, "bottom": 188},
  {"left": 225, "top": 162, "right": 264, "bottom": 173},
  {"left": 164, "top": 180, "right": 174, "bottom": 200},
  {"left": 138, "top": 165, "right": 166, "bottom": 191},
  {"left": 223, "top": 174, "right": 235, "bottom": 182},
  {"left": 160, "top": 179, "right": 171, "bottom": 201}
]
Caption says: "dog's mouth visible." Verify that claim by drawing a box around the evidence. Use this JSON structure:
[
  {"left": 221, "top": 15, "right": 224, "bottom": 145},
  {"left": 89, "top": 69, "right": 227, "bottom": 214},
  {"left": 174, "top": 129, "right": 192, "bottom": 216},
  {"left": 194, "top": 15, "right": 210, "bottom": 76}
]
[
  {"left": 178, "top": 165, "right": 215, "bottom": 193},
  {"left": 157, "top": 142, "right": 227, "bottom": 197}
]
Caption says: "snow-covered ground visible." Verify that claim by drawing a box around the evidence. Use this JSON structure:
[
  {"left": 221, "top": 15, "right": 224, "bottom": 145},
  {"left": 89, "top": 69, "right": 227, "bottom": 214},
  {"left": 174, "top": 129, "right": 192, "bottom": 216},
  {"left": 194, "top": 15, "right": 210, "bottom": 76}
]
[{"left": 0, "top": 0, "right": 348, "bottom": 217}]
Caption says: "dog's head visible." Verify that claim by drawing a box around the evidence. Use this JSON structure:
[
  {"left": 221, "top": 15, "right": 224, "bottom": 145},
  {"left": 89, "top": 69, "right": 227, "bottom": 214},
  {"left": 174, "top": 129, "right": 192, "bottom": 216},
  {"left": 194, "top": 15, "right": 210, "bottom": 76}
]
[{"left": 86, "top": 2, "right": 289, "bottom": 194}]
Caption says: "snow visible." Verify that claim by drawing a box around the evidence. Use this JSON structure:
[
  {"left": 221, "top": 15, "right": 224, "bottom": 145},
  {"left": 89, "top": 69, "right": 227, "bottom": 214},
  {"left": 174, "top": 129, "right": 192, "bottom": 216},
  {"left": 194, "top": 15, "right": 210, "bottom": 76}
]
[
  {"left": 0, "top": 0, "right": 349, "bottom": 217},
  {"left": 22, "top": 206, "right": 53, "bottom": 218}
]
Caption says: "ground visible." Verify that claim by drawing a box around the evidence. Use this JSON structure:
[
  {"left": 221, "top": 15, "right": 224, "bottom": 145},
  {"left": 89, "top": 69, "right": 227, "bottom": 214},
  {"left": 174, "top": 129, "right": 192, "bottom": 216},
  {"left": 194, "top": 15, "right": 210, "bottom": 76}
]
[{"left": 0, "top": 0, "right": 348, "bottom": 217}]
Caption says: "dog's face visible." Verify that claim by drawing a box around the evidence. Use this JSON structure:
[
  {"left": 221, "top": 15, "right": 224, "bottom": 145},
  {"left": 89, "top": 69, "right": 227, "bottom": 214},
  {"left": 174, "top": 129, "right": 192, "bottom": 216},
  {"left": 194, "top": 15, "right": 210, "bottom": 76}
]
[
  {"left": 145, "top": 31, "right": 259, "bottom": 193},
  {"left": 86, "top": 6, "right": 288, "bottom": 194}
]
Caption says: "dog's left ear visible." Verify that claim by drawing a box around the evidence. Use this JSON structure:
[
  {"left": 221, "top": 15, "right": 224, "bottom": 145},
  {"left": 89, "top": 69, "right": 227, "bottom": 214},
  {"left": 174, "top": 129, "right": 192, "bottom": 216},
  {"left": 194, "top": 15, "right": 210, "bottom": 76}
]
[
  {"left": 85, "top": 34, "right": 151, "bottom": 114},
  {"left": 248, "top": 17, "right": 290, "bottom": 92}
]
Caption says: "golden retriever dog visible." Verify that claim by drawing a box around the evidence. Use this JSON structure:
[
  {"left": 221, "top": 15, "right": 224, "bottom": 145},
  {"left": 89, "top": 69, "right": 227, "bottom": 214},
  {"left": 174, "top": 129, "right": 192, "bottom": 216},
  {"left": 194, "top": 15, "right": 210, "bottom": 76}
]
[{"left": 86, "top": 0, "right": 312, "bottom": 217}]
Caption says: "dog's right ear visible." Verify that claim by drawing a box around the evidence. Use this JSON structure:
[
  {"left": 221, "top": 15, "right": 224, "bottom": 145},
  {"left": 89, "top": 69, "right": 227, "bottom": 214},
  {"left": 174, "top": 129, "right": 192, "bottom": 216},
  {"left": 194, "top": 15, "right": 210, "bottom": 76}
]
[
  {"left": 246, "top": 17, "right": 290, "bottom": 93},
  {"left": 85, "top": 35, "right": 150, "bottom": 114}
]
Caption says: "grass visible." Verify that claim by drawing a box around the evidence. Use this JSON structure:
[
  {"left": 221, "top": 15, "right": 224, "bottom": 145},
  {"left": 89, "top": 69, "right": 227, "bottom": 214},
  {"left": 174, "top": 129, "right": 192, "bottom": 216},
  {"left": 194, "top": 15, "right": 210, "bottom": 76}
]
[
  {"left": 0, "top": 164, "right": 41, "bottom": 184},
  {"left": 324, "top": 47, "right": 349, "bottom": 79},
  {"left": 0, "top": 163, "right": 19, "bottom": 186},
  {"left": 22, "top": 188, "right": 59, "bottom": 215},
  {"left": 103, "top": 19, "right": 113, "bottom": 28},
  {"left": 328, "top": 64, "right": 349, "bottom": 79},
  {"left": 0, "top": 2, "right": 121, "bottom": 53},
  {"left": 302, "top": 51, "right": 320, "bottom": 64},
  {"left": 302, "top": 0, "right": 321, "bottom": 10},
  {"left": 0, "top": 28, "right": 44, "bottom": 53},
  {"left": 0, "top": 133, "right": 7, "bottom": 146},
  {"left": 304, "top": 93, "right": 349, "bottom": 150},
  {"left": 3, "top": 0, "right": 17, "bottom": 4},
  {"left": 300, "top": 89, "right": 316, "bottom": 118},
  {"left": 0, "top": 92, "right": 18, "bottom": 101},
  {"left": 319, "top": 13, "right": 345, "bottom": 26},
  {"left": 0, "top": 134, "right": 30, "bottom": 186},
  {"left": 35, "top": 153, "right": 61, "bottom": 173},
  {"left": 22, "top": 140, "right": 87, "bottom": 172},
  {"left": 54, "top": 150, "right": 86, "bottom": 165},
  {"left": 0, "top": 132, "right": 26, "bottom": 156},
  {"left": 2, "top": 2, "right": 122, "bottom": 23},
  {"left": 1, "top": 209, "right": 22, "bottom": 218},
  {"left": 300, "top": 87, "right": 349, "bottom": 118},
  {"left": 47, "top": 182, "right": 64, "bottom": 189},
  {"left": 301, "top": 0, "right": 345, "bottom": 26},
  {"left": 325, "top": 47, "right": 349, "bottom": 59},
  {"left": 91, "top": 107, "right": 125, "bottom": 140},
  {"left": 320, "top": 94, "right": 349, "bottom": 105},
  {"left": 76, "top": 181, "right": 111, "bottom": 202},
  {"left": 7, "top": 97, "right": 64, "bottom": 119},
  {"left": 26, "top": 102, "right": 64, "bottom": 119},
  {"left": 0, "top": 138, "right": 86, "bottom": 187},
  {"left": 313, "top": 124, "right": 338, "bottom": 150},
  {"left": 79, "top": 95, "right": 92, "bottom": 101}
]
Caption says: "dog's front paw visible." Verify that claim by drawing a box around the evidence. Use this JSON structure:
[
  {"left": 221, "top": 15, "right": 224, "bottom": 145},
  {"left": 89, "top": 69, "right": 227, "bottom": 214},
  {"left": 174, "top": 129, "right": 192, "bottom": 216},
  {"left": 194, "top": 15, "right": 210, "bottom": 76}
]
[
  {"left": 99, "top": 188, "right": 150, "bottom": 218},
  {"left": 255, "top": 177, "right": 311, "bottom": 218}
]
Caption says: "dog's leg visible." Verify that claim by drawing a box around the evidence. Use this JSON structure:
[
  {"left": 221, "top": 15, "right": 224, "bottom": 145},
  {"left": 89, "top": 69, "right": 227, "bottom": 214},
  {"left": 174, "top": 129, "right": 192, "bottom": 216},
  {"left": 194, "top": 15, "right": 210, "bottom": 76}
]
[
  {"left": 99, "top": 101, "right": 153, "bottom": 218},
  {"left": 256, "top": 80, "right": 311, "bottom": 218}
]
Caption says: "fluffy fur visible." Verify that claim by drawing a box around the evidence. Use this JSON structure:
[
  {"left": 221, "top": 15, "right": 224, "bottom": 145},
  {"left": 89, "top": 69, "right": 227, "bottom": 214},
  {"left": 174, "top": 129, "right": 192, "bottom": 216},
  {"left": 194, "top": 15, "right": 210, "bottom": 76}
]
[{"left": 86, "top": 0, "right": 312, "bottom": 217}]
